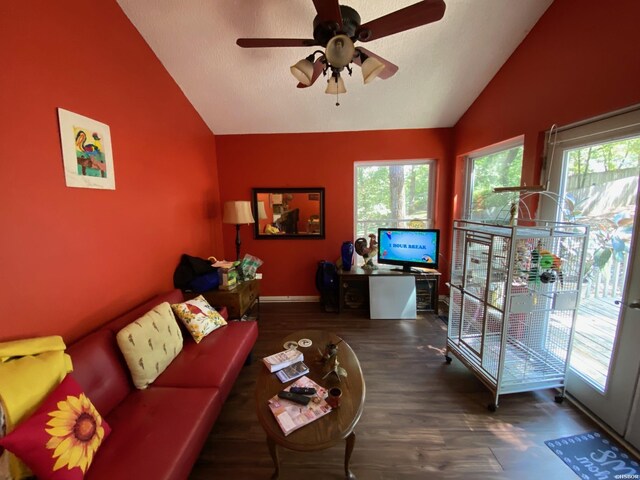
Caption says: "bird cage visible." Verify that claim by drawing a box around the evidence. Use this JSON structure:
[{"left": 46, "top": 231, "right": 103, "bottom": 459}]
[{"left": 446, "top": 219, "right": 589, "bottom": 411}]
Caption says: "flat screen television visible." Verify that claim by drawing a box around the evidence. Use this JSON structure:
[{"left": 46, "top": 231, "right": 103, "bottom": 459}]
[{"left": 377, "top": 228, "right": 440, "bottom": 272}]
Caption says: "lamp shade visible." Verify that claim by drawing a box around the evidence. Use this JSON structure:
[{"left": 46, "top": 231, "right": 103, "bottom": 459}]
[
  {"left": 257, "top": 201, "right": 268, "bottom": 220},
  {"left": 290, "top": 58, "right": 314, "bottom": 85},
  {"left": 223, "top": 201, "right": 255, "bottom": 224},
  {"left": 325, "top": 34, "right": 355, "bottom": 69},
  {"left": 361, "top": 56, "right": 385, "bottom": 84},
  {"left": 325, "top": 75, "right": 346, "bottom": 95}
]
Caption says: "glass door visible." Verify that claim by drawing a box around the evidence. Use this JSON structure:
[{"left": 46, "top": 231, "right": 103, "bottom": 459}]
[{"left": 541, "top": 108, "right": 640, "bottom": 444}]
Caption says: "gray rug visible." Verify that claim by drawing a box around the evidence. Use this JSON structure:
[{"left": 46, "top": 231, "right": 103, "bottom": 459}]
[{"left": 545, "top": 431, "right": 639, "bottom": 479}]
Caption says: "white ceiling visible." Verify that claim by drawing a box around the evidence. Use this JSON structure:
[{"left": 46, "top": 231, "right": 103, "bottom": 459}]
[{"left": 116, "top": 0, "right": 553, "bottom": 135}]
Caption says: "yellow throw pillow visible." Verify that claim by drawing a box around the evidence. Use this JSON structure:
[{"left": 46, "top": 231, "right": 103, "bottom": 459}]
[
  {"left": 171, "top": 295, "right": 227, "bottom": 343},
  {"left": 116, "top": 302, "right": 183, "bottom": 389}
]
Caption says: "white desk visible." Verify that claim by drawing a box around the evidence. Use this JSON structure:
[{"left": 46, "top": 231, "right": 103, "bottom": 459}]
[{"left": 368, "top": 276, "right": 417, "bottom": 319}]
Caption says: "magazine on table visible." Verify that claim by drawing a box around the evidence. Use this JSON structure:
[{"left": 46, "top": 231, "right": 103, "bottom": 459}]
[
  {"left": 262, "top": 349, "right": 304, "bottom": 373},
  {"left": 275, "top": 361, "right": 309, "bottom": 383},
  {"left": 268, "top": 376, "right": 332, "bottom": 436}
]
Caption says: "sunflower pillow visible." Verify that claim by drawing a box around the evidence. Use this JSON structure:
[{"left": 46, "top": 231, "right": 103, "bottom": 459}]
[
  {"left": 0, "top": 375, "right": 111, "bottom": 480},
  {"left": 171, "top": 295, "right": 227, "bottom": 343}
]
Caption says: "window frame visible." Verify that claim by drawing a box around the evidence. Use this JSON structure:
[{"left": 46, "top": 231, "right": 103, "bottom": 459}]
[
  {"left": 353, "top": 159, "right": 436, "bottom": 239},
  {"left": 463, "top": 136, "right": 524, "bottom": 220}
]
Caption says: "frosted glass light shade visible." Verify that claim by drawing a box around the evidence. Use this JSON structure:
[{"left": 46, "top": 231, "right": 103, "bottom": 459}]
[
  {"left": 223, "top": 201, "right": 255, "bottom": 224},
  {"left": 325, "top": 34, "right": 355, "bottom": 68},
  {"left": 361, "top": 56, "right": 385, "bottom": 84},
  {"left": 290, "top": 58, "right": 314, "bottom": 85},
  {"left": 325, "top": 75, "right": 346, "bottom": 95}
]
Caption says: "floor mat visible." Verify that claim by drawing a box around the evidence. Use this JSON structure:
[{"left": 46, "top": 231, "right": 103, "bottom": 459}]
[{"left": 545, "top": 431, "right": 639, "bottom": 479}]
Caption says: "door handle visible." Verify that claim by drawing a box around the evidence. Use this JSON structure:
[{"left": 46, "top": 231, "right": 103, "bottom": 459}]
[{"left": 614, "top": 299, "right": 640, "bottom": 309}]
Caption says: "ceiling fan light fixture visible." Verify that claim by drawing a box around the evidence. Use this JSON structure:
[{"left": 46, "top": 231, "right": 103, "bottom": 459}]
[
  {"left": 325, "top": 74, "right": 346, "bottom": 95},
  {"left": 325, "top": 34, "right": 355, "bottom": 69},
  {"left": 290, "top": 55, "right": 315, "bottom": 85},
  {"left": 361, "top": 55, "right": 385, "bottom": 84}
]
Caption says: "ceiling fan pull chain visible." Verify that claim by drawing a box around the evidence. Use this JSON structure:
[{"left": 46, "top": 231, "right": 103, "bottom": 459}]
[{"left": 335, "top": 90, "right": 340, "bottom": 107}]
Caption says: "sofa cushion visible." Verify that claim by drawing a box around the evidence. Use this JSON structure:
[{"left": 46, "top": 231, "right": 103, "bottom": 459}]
[
  {"left": 171, "top": 295, "right": 227, "bottom": 343},
  {"left": 67, "top": 331, "right": 132, "bottom": 418},
  {"left": 0, "top": 375, "right": 111, "bottom": 480},
  {"left": 85, "top": 386, "right": 222, "bottom": 480},
  {"left": 116, "top": 302, "right": 183, "bottom": 389},
  {"left": 153, "top": 321, "right": 258, "bottom": 401}
]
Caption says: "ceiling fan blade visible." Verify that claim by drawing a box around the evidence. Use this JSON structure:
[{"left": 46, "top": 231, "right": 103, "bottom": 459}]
[
  {"left": 354, "top": 48, "right": 398, "bottom": 80},
  {"left": 312, "top": 0, "right": 343, "bottom": 28},
  {"left": 297, "top": 56, "right": 326, "bottom": 88},
  {"left": 237, "top": 38, "right": 318, "bottom": 48},
  {"left": 356, "top": 0, "right": 446, "bottom": 42}
]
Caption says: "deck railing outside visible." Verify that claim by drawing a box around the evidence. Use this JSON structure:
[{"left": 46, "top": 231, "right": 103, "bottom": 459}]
[{"left": 570, "top": 253, "right": 628, "bottom": 390}]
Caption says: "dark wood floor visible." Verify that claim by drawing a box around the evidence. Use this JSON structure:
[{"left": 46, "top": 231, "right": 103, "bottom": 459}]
[{"left": 189, "top": 303, "right": 597, "bottom": 480}]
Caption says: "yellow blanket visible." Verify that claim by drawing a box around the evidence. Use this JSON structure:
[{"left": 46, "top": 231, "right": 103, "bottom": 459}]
[
  {"left": 0, "top": 335, "right": 66, "bottom": 363},
  {"left": 0, "top": 336, "right": 73, "bottom": 479}
]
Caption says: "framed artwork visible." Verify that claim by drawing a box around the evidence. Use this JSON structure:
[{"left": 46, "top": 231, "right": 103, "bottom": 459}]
[{"left": 57, "top": 108, "right": 115, "bottom": 190}]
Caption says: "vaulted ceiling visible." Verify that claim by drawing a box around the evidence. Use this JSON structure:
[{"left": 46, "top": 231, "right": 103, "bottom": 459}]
[{"left": 117, "top": 0, "right": 553, "bottom": 135}]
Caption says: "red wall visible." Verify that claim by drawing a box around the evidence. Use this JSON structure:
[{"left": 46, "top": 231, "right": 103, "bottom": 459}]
[
  {"left": 287, "top": 194, "right": 319, "bottom": 233},
  {"left": 0, "top": 2, "right": 222, "bottom": 342},
  {"left": 453, "top": 0, "right": 640, "bottom": 218},
  {"left": 216, "top": 129, "right": 454, "bottom": 297},
  {"left": 256, "top": 193, "right": 273, "bottom": 233}
]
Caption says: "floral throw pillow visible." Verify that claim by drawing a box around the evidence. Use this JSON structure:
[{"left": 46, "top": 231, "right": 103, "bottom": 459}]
[
  {"left": 0, "top": 375, "right": 110, "bottom": 480},
  {"left": 171, "top": 295, "right": 227, "bottom": 343}
]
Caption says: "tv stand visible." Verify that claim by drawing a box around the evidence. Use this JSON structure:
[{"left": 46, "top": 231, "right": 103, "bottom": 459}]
[{"left": 338, "top": 267, "right": 440, "bottom": 315}]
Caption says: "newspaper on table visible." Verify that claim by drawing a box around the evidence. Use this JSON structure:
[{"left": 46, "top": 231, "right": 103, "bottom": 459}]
[
  {"left": 275, "top": 361, "right": 309, "bottom": 383},
  {"left": 268, "top": 376, "right": 332, "bottom": 436}
]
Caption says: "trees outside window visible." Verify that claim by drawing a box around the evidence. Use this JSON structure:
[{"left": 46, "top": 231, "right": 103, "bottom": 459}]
[
  {"left": 354, "top": 160, "right": 435, "bottom": 238},
  {"left": 466, "top": 144, "right": 523, "bottom": 221}
]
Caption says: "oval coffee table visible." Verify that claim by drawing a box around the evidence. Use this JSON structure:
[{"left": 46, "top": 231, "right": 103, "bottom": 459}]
[{"left": 255, "top": 330, "right": 366, "bottom": 479}]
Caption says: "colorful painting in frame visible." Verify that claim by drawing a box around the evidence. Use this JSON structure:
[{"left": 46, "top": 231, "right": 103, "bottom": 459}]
[{"left": 57, "top": 108, "right": 115, "bottom": 189}]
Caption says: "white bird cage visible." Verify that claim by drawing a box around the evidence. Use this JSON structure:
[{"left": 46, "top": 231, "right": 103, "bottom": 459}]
[{"left": 446, "top": 219, "right": 589, "bottom": 411}]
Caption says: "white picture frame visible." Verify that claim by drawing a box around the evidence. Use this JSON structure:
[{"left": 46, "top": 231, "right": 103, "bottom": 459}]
[{"left": 57, "top": 108, "right": 115, "bottom": 190}]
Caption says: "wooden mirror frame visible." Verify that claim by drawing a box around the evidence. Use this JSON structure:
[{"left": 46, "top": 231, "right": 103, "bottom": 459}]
[{"left": 252, "top": 187, "right": 325, "bottom": 239}]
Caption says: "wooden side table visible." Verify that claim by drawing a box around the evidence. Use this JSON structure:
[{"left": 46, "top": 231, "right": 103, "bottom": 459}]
[{"left": 186, "top": 279, "right": 260, "bottom": 319}]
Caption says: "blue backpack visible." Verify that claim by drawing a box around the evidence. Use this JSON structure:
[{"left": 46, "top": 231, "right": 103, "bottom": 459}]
[{"left": 315, "top": 261, "right": 338, "bottom": 293}]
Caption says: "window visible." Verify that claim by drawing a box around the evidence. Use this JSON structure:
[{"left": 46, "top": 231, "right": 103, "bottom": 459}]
[
  {"left": 354, "top": 160, "right": 435, "bottom": 238},
  {"left": 465, "top": 141, "right": 524, "bottom": 221}
]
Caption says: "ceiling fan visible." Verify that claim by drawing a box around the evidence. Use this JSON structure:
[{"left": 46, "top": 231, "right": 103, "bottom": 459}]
[{"left": 236, "top": 0, "right": 446, "bottom": 104}]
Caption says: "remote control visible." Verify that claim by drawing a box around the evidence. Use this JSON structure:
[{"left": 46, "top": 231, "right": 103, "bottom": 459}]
[
  {"left": 278, "top": 391, "right": 311, "bottom": 406},
  {"left": 290, "top": 387, "right": 316, "bottom": 395}
]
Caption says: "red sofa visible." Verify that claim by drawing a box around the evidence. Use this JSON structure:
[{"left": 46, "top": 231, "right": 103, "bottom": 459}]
[{"left": 66, "top": 289, "right": 258, "bottom": 480}]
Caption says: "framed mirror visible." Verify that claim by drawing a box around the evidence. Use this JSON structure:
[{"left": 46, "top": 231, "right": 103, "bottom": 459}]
[{"left": 252, "top": 188, "right": 325, "bottom": 239}]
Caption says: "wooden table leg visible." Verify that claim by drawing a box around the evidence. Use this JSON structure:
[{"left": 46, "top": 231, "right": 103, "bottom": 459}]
[
  {"left": 344, "top": 431, "right": 356, "bottom": 479},
  {"left": 267, "top": 436, "right": 279, "bottom": 480}
]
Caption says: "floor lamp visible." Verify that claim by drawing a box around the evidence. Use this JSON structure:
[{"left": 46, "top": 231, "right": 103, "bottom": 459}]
[{"left": 223, "top": 201, "right": 255, "bottom": 260}]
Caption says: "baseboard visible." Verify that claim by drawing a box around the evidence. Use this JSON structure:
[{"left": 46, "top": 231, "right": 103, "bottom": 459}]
[
  {"left": 564, "top": 391, "right": 640, "bottom": 459},
  {"left": 261, "top": 296, "right": 320, "bottom": 303}
]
